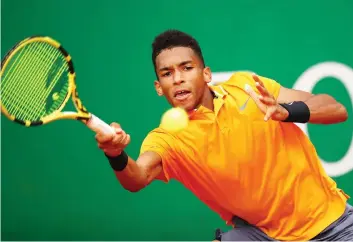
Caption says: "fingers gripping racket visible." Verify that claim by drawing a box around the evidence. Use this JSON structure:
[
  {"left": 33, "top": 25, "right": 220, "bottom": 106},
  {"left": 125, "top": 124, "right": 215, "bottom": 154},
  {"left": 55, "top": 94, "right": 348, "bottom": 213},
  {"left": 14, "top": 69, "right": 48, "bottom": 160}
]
[{"left": 0, "top": 36, "right": 115, "bottom": 135}]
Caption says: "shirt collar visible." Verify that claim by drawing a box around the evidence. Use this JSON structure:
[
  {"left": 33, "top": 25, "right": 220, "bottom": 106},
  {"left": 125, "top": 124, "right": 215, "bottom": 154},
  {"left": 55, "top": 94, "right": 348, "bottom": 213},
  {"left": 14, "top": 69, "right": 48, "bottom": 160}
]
[
  {"left": 188, "top": 84, "right": 228, "bottom": 119},
  {"left": 209, "top": 84, "right": 228, "bottom": 99}
]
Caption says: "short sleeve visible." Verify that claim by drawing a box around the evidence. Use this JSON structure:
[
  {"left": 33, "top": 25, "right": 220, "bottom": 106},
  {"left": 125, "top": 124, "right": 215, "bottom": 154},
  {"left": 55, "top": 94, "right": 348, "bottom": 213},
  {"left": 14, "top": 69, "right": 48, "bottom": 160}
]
[
  {"left": 222, "top": 71, "right": 281, "bottom": 99},
  {"left": 140, "top": 129, "right": 177, "bottom": 183}
]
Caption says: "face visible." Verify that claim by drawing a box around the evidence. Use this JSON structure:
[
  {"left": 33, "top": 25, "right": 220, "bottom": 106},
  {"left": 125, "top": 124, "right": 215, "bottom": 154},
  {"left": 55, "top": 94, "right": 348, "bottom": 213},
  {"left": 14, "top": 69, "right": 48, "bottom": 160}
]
[{"left": 154, "top": 47, "right": 211, "bottom": 111}]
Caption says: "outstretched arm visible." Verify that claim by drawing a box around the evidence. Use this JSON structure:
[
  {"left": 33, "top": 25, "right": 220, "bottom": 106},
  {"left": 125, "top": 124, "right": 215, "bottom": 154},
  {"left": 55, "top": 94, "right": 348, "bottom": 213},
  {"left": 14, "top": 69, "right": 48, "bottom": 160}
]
[
  {"left": 96, "top": 123, "right": 163, "bottom": 192},
  {"left": 276, "top": 85, "right": 348, "bottom": 124},
  {"left": 107, "top": 151, "right": 163, "bottom": 192},
  {"left": 246, "top": 74, "right": 348, "bottom": 124}
]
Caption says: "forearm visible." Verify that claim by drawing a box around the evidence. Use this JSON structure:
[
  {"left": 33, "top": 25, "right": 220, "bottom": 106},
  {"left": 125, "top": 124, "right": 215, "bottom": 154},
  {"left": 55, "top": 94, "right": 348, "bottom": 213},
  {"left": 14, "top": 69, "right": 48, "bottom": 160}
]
[
  {"left": 277, "top": 86, "right": 348, "bottom": 125},
  {"left": 107, "top": 153, "right": 148, "bottom": 192},
  {"left": 114, "top": 157, "right": 148, "bottom": 192},
  {"left": 304, "top": 94, "right": 348, "bottom": 124},
  {"left": 106, "top": 151, "right": 162, "bottom": 192}
]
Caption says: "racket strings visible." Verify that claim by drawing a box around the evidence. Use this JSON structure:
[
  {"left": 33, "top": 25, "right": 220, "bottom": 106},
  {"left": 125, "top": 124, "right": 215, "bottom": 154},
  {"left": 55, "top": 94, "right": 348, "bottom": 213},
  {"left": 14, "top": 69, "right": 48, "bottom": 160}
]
[
  {"left": 3, "top": 43, "right": 59, "bottom": 94},
  {"left": 43, "top": 63, "right": 69, "bottom": 112},
  {"left": 19, "top": 44, "right": 67, "bottom": 120},
  {"left": 2, "top": 42, "right": 69, "bottom": 121},
  {"left": 18, "top": 44, "right": 63, "bottom": 119},
  {"left": 2, "top": 43, "right": 47, "bottom": 117},
  {"left": 9, "top": 43, "right": 57, "bottom": 118},
  {"left": 48, "top": 82, "right": 69, "bottom": 113},
  {"left": 2, "top": 44, "right": 34, "bottom": 94},
  {"left": 1, "top": 44, "right": 29, "bottom": 84},
  {"left": 3, "top": 43, "right": 58, "bottom": 119}
]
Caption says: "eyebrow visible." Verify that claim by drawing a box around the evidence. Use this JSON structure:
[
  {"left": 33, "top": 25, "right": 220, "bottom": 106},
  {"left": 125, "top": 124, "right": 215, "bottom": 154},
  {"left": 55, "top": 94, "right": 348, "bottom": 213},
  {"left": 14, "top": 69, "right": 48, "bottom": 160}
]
[{"left": 158, "top": 60, "right": 193, "bottom": 72}]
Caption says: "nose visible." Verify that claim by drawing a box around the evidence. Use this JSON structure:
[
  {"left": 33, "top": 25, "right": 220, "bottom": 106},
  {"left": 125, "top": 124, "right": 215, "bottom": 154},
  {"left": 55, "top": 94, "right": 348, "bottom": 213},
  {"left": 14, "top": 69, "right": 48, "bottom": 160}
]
[{"left": 173, "top": 71, "right": 184, "bottom": 85}]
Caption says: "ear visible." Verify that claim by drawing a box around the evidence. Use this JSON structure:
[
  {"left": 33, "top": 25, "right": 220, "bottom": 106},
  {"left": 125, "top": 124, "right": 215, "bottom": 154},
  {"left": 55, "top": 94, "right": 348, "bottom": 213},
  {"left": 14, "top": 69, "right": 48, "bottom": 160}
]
[
  {"left": 203, "top": 66, "right": 212, "bottom": 84},
  {"left": 154, "top": 80, "right": 164, "bottom": 96}
]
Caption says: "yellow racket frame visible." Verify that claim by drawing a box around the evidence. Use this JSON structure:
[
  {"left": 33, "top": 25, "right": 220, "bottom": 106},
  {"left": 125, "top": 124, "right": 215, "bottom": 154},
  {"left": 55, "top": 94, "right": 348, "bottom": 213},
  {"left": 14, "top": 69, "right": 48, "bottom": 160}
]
[{"left": 0, "top": 36, "right": 91, "bottom": 127}]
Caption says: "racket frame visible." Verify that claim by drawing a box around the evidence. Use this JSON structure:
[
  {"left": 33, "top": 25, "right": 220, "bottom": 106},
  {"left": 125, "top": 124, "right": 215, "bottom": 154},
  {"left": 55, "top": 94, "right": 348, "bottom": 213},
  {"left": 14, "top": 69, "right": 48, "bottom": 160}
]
[{"left": 1, "top": 36, "right": 92, "bottom": 127}]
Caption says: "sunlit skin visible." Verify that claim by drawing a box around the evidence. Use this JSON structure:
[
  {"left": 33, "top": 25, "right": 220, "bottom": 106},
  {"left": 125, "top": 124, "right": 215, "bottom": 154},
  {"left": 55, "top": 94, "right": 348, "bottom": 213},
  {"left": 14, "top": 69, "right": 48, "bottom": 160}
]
[{"left": 154, "top": 47, "right": 214, "bottom": 112}]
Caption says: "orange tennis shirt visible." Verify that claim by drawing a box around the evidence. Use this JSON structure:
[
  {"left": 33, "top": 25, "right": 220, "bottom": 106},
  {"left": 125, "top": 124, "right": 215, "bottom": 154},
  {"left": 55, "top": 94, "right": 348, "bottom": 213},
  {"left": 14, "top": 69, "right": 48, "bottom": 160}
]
[{"left": 139, "top": 72, "right": 350, "bottom": 241}]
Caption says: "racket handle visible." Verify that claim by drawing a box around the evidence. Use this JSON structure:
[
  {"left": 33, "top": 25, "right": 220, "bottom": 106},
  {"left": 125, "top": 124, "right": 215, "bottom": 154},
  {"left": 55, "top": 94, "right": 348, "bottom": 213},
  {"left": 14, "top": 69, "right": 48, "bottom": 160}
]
[{"left": 86, "top": 114, "right": 115, "bottom": 135}]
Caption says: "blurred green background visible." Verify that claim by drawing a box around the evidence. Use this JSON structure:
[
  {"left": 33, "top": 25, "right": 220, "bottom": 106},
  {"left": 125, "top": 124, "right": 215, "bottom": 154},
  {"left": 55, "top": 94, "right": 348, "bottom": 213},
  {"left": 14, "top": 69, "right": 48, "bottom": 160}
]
[{"left": 1, "top": 0, "right": 352, "bottom": 240}]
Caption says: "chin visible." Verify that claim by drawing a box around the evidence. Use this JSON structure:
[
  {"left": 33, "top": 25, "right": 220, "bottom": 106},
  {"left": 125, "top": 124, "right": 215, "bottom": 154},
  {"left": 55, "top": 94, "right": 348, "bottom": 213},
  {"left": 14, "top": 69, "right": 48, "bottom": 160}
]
[
  {"left": 174, "top": 102, "right": 196, "bottom": 112},
  {"left": 170, "top": 95, "right": 197, "bottom": 111}
]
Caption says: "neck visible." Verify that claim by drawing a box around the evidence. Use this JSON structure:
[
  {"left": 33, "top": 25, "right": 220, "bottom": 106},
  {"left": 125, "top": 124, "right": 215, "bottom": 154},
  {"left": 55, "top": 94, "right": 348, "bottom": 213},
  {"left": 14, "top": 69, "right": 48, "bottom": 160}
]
[{"left": 200, "top": 88, "right": 215, "bottom": 111}]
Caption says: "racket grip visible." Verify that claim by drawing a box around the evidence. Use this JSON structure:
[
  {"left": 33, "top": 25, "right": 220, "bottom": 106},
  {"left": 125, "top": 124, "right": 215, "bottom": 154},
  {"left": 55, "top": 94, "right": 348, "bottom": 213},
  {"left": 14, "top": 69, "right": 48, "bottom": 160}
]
[{"left": 86, "top": 114, "right": 115, "bottom": 135}]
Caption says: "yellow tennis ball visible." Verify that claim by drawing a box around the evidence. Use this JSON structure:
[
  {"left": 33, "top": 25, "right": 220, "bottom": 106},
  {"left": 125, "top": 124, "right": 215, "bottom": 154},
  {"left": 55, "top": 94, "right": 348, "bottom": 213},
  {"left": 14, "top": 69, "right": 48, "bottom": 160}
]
[{"left": 160, "top": 107, "right": 189, "bottom": 133}]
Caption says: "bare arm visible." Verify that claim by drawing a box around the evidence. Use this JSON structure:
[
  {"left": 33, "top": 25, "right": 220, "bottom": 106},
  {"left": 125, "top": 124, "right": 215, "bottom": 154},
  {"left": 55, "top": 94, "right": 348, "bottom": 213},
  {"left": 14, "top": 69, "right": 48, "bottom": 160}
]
[
  {"left": 247, "top": 74, "right": 349, "bottom": 124},
  {"left": 113, "top": 151, "right": 162, "bottom": 192},
  {"left": 277, "top": 86, "right": 348, "bottom": 124},
  {"left": 95, "top": 122, "right": 163, "bottom": 192}
]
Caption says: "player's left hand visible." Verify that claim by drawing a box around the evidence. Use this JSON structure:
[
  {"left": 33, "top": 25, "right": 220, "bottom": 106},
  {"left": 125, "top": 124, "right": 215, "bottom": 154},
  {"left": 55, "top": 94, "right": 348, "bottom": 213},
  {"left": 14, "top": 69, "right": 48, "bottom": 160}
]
[{"left": 246, "top": 74, "right": 289, "bottom": 122}]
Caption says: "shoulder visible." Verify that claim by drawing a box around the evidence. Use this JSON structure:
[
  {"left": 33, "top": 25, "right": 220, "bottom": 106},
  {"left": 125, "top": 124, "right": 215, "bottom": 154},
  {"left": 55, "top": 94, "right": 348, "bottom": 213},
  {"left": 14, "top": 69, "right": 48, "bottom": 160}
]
[
  {"left": 224, "top": 71, "right": 255, "bottom": 86},
  {"left": 139, "top": 128, "right": 178, "bottom": 183},
  {"left": 140, "top": 127, "right": 188, "bottom": 183},
  {"left": 212, "top": 71, "right": 282, "bottom": 99},
  {"left": 141, "top": 127, "right": 175, "bottom": 147},
  {"left": 216, "top": 71, "right": 256, "bottom": 90},
  {"left": 140, "top": 127, "right": 179, "bottom": 156}
]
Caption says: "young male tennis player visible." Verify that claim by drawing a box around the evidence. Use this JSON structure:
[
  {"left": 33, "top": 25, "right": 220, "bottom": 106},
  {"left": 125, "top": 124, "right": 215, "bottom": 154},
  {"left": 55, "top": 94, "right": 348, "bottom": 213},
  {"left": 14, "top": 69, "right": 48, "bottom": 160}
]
[{"left": 95, "top": 29, "right": 353, "bottom": 241}]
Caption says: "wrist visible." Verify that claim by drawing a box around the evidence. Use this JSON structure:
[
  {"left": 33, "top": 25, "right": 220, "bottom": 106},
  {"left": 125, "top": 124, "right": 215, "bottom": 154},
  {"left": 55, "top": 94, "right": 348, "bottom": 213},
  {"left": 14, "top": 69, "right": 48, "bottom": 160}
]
[
  {"left": 105, "top": 151, "right": 129, "bottom": 171},
  {"left": 280, "top": 105, "right": 290, "bottom": 120},
  {"left": 104, "top": 149, "right": 123, "bottom": 157},
  {"left": 279, "top": 101, "right": 310, "bottom": 123}
]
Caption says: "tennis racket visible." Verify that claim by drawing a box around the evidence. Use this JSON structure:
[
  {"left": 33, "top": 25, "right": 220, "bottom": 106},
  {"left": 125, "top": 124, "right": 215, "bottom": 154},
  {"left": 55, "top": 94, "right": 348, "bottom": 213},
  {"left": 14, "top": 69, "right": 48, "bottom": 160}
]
[{"left": 0, "top": 36, "right": 115, "bottom": 135}]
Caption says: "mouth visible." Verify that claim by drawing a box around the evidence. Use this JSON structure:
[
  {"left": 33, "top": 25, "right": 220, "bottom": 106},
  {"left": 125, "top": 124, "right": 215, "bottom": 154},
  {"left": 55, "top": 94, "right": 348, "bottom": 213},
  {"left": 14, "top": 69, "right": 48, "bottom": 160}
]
[{"left": 174, "top": 89, "right": 192, "bottom": 101}]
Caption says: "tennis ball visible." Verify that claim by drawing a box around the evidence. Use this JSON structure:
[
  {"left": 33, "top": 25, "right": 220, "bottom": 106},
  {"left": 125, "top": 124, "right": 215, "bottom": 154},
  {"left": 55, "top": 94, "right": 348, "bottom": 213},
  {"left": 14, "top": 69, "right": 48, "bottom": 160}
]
[{"left": 160, "top": 107, "right": 189, "bottom": 133}]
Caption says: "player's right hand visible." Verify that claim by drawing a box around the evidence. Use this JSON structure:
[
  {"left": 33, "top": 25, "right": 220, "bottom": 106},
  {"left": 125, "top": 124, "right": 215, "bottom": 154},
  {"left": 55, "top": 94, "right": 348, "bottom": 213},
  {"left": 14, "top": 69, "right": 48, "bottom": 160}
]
[{"left": 95, "top": 122, "right": 131, "bottom": 157}]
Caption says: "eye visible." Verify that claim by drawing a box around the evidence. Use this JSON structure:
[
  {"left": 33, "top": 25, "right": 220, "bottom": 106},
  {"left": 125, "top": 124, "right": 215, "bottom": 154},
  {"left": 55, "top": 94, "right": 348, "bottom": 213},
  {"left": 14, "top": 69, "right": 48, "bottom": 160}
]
[
  {"left": 183, "top": 66, "right": 193, "bottom": 71},
  {"left": 162, "top": 71, "right": 171, "bottom": 77}
]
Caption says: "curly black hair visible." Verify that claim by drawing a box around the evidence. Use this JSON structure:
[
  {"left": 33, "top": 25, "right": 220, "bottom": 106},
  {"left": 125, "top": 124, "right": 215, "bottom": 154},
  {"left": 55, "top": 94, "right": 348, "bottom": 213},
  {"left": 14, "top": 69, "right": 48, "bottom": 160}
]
[{"left": 152, "top": 29, "right": 205, "bottom": 75}]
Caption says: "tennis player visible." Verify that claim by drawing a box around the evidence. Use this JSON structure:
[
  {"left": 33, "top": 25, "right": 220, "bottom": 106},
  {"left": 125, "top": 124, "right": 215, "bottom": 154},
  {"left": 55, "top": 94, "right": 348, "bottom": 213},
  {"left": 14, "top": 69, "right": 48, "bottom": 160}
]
[{"left": 96, "top": 30, "right": 353, "bottom": 241}]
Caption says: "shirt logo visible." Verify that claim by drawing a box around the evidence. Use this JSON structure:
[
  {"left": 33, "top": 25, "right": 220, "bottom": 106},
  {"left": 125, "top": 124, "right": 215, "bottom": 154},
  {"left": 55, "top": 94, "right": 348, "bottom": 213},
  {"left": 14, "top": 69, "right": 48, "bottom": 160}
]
[{"left": 239, "top": 96, "right": 251, "bottom": 110}]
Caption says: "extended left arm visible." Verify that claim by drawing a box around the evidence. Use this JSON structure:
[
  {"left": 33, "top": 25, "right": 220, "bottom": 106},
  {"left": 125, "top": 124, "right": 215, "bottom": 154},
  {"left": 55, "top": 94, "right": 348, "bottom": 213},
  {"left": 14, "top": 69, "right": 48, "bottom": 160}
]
[{"left": 277, "top": 86, "right": 348, "bottom": 124}]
